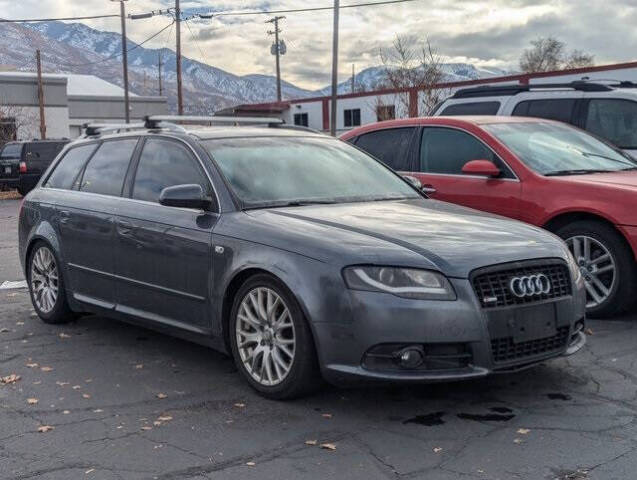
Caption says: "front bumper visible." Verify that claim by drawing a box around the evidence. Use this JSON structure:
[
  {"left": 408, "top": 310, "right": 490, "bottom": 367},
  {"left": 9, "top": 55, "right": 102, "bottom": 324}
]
[{"left": 313, "top": 277, "right": 586, "bottom": 386}]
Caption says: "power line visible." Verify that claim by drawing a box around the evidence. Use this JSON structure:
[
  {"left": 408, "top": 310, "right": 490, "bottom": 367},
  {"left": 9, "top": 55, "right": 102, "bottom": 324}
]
[
  {"left": 0, "top": 14, "right": 119, "bottom": 23},
  {"left": 58, "top": 20, "right": 176, "bottom": 68},
  {"left": 197, "top": 0, "right": 423, "bottom": 18}
]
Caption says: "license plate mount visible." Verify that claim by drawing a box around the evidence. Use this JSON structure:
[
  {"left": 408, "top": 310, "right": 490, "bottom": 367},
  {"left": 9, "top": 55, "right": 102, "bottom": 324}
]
[{"left": 511, "top": 303, "right": 557, "bottom": 343}]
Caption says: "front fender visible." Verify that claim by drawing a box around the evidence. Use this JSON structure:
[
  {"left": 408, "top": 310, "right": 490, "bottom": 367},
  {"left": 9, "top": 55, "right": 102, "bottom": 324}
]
[{"left": 211, "top": 233, "right": 353, "bottom": 367}]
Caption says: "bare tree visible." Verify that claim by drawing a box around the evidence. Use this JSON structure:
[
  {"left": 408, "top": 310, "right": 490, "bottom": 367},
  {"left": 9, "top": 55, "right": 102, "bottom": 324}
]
[
  {"left": 520, "top": 37, "right": 594, "bottom": 73},
  {"left": 377, "top": 35, "right": 451, "bottom": 116},
  {"left": 0, "top": 103, "right": 38, "bottom": 144}
]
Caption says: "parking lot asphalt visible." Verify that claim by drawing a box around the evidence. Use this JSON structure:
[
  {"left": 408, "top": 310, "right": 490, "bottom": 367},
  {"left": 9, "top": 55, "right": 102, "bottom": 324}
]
[{"left": 1, "top": 197, "right": 637, "bottom": 480}]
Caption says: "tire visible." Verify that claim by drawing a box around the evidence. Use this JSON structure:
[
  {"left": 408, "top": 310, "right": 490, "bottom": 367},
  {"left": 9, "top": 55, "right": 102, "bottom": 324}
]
[
  {"left": 27, "top": 241, "right": 74, "bottom": 324},
  {"left": 555, "top": 220, "right": 637, "bottom": 318},
  {"left": 229, "top": 273, "right": 321, "bottom": 399}
]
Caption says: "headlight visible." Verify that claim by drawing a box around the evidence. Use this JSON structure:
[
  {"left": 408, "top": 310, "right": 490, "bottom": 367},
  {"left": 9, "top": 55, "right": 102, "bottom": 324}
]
[
  {"left": 566, "top": 250, "right": 583, "bottom": 284},
  {"left": 343, "top": 266, "right": 456, "bottom": 300}
]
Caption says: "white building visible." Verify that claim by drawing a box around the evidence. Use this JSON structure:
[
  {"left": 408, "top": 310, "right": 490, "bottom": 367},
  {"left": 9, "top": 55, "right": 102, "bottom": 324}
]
[
  {"left": 222, "top": 61, "right": 637, "bottom": 133},
  {"left": 0, "top": 72, "right": 168, "bottom": 140}
]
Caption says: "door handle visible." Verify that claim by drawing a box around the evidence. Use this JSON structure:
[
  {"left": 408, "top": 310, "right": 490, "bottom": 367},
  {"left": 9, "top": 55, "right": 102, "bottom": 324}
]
[
  {"left": 421, "top": 184, "right": 437, "bottom": 195},
  {"left": 116, "top": 219, "right": 134, "bottom": 235},
  {"left": 59, "top": 210, "right": 70, "bottom": 225}
]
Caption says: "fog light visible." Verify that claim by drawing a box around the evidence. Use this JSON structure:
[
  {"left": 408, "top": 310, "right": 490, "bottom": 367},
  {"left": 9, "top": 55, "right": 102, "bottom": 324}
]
[{"left": 398, "top": 347, "right": 424, "bottom": 369}]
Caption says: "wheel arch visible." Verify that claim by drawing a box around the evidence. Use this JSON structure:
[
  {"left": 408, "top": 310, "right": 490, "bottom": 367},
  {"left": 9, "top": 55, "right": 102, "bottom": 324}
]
[
  {"left": 219, "top": 267, "right": 320, "bottom": 357},
  {"left": 543, "top": 211, "right": 627, "bottom": 244}
]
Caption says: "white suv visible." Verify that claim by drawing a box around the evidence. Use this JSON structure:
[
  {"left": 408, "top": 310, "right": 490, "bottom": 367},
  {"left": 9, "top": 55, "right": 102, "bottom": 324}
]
[{"left": 433, "top": 81, "right": 637, "bottom": 157}]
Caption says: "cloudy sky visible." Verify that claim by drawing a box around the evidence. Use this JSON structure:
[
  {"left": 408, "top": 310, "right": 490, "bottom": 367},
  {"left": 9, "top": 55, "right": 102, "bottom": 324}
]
[{"left": 2, "top": 0, "right": 637, "bottom": 89}]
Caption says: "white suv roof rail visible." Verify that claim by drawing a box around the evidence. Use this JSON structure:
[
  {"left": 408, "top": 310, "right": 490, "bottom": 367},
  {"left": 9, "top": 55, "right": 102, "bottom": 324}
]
[{"left": 144, "top": 115, "right": 284, "bottom": 128}]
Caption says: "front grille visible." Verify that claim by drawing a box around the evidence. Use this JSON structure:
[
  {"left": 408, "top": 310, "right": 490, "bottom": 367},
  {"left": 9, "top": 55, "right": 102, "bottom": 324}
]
[
  {"left": 491, "top": 326, "right": 570, "bottom": 363},
  {"left": 472, "top": 261, "right": 571, "bottom": 308}
]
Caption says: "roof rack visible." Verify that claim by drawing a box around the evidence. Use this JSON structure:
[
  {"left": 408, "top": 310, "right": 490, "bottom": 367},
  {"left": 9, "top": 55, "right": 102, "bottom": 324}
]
[
  {"left": 144, "top": 115, "right": 284, "bottom": 129},
  {"left": 82, "top": 122, "right": 146, "bottom": 137},
  {"left": 451, "top": 81, "right": 615, "bottom": 99}
]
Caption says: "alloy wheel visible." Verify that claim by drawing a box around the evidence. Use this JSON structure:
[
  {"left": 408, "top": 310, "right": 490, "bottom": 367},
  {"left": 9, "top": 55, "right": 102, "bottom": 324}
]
[
  {"left": 235, "top": 287, "right": 296, "bottom": 387},
  {"left": 566, "top": 235, "right": 616, "bottom": 309},
  {"left": 30, "top": 246, "right": 59, "bottom": 314}
]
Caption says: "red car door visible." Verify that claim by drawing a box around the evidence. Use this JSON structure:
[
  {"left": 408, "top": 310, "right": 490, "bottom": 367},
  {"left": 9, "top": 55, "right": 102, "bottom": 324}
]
[{"left": 407, "top": 126, "right": 522, "bottom": 220}]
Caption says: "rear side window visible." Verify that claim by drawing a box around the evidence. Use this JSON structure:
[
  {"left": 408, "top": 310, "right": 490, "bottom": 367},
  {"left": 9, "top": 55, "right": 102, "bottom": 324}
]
[
  {"left": 132, "top": 138, "right": 208, "bottom": 203},
  {"left": 79, "top": 139, "right": 138, "bottom": 196},
  {"left": 440, "top": 102, "right": 501, "bottom": 116},
  {"left": 585, "top": 99, "right": 637, "bottom": 149},
  {"left": 420, "top": 127, "right": 500, "bottom": 175},
  {"left": 44, "top": 144, "right": 97, "bottom": 190},
  {"left": 512, "top": 99, "right": 576, "bottom": 124},
  {"left": 355, "top": 128, "right": 416, "bottom": 170},
  {"left": 0, "top": 143, "right": 21, "bottom": 159}
]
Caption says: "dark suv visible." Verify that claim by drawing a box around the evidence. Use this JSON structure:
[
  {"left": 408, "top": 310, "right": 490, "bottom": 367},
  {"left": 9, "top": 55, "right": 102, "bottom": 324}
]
[
  {"left": 0, "top": 139, "right": 69, "bottom": 195},
  {"left": 18, "top": 116, "right": 586, "bottom": 398}
]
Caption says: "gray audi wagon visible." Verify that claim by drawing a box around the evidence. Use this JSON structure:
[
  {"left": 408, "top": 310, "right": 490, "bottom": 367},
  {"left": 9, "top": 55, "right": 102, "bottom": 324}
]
[{"left": 18, "top": 116, "right": 587, "bottom": 399}]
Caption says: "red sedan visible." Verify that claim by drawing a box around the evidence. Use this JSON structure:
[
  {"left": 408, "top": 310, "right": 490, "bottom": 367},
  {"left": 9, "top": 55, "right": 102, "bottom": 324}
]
[{"left": 341, "top": 116, "right": 637, "bottom": 317}]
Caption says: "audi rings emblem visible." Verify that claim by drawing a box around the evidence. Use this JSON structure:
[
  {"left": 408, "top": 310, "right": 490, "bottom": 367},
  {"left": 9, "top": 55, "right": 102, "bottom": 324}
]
[{"left": 509, "top": 274, "right": 551, "bottom": 298}]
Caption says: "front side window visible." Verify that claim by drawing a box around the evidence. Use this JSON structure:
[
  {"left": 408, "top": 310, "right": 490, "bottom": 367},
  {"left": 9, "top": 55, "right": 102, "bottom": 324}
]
[
  {"left": 344, "top": 109, "right": 361, "bottom": 127},
  {"left": 132, "top": 138, "right": 208, "bottom": 203},
  {"left": 483, "top": 121, "right": 637, "bottom": 176},
  {"left": 440, "top": 101, "right": 500, "bottom": 116},
  {"left": 203, "top": 136, "right": 418, "bottom": 207},
  {"left": 420, "top": 127, "right": 499, "bottom": 175},
  {"left": 355, "top": 128, "right": 415, "bottom": 170},
  {"left": 585, "top": 99, "right": 637, "bottom": 149},
  {"left": 293, "top": 113, "right": 309, "bottom": 127},
  {"left": 44, "top": 144, "right": 98, "bottom": 190},
  {"left": 512, "top": 99, "right": 576, "bottom": 124},
  {"left": 79, "top": 139, "right": 138, "bottom": 196}
]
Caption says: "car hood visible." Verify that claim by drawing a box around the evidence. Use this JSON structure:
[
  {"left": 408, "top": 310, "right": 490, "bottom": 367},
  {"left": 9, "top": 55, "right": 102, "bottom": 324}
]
[
  {"left": 240, "top": 198, "right": 568, "bottom": 278},
  {"left": 555, "top": 170, "right": 637, "bottom": 188}
]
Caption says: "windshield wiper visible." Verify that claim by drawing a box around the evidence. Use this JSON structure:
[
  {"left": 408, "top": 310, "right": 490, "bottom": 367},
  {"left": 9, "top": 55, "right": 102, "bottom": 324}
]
[
  {"left": 243, "top": 200, "right": 338, "bottom": 210},
  {"left": 545, "top": 169, "right": 614, "bottom": 176},
  {"left": 579, "top": 151, "right": 636, "bottom": 167}
]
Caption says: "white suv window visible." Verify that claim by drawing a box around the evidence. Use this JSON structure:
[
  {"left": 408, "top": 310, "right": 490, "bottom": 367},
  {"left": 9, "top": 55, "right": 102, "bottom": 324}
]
[{"left": 585, "top": 99, "right": 637, "bottom": 149}]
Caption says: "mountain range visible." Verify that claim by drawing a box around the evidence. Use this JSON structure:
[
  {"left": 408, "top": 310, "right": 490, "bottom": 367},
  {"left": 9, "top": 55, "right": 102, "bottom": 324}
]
[{"left": 0, "top": 20, "right": 514, "bottom": 112}]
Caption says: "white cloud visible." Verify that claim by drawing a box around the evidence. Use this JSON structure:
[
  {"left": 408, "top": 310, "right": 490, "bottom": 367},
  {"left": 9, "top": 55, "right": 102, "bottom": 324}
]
[{"left": 1, "top": 0, "right": 636, "bottom": 89}]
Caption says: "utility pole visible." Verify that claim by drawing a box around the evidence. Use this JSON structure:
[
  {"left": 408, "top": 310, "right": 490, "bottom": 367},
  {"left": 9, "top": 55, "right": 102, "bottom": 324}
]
[
  {"left": 330, "top": 0, "right": 339, "bottom": 136},
  {"left": 266, "top": 16, "right": 286, "bottom": 102},
  {"left": 351, "top": 63, "right": 355, "bottom": 93},
  {"left": 35, "top": 50, "right": 46, "bottom": 139},
  {"left": 158, "top": 52, "right": 163, "bottom": 96},
  {"left": 176, "top": 0, "right": 184, "bottom": 115},
  {"left": 112, "top": 0, "right": 131, "bottom": 123}
]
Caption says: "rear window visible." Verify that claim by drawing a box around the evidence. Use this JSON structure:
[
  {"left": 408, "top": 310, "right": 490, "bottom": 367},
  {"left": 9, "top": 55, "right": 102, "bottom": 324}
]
[
  {"left": 355, "top": 128, "right": 416, "bottom": 170},
  {"left": 45, "top": 144, "right": 98, "bottom": 190},
  {"left": 440, "top": 102, "right": 501, "bottom": 116},
  {"left": 0, "top": 143, "right": 21, "bottom": 159},
  {"left": 78, "top": 139, "right": 138, "bottom": 196}
]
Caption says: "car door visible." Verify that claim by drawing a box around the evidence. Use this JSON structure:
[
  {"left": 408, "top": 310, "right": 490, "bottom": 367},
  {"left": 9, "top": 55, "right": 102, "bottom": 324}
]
[
  {"left": 55, "top": 138, "right": 139, "bottom": 307},
  {"left": 113, "top": 136, "right": 218, "bottom": 333},
  {"left": 407, "top": 126, "right": 522, "bottom": 219}
]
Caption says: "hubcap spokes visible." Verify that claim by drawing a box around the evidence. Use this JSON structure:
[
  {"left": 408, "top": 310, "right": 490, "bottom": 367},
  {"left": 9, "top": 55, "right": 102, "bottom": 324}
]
[
  {"left": 236, "top": 287, "right": 295, "bottom": 387},
  {"left": 30, "top": 247, "right": 59, "bottom": 314},
  {"left": 566, "top": 235, "right": 616, "bottom": 309}
]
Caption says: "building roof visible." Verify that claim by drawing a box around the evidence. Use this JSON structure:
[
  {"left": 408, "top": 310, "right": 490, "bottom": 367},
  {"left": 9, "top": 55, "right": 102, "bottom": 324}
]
[{"left": 0, "top": 71, "right": 135, "bottom": 97}]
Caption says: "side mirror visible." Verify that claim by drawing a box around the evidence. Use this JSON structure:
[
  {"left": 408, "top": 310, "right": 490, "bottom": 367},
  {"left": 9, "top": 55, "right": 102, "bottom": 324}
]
[
  {"left": 402, "top": 175, "right": 423, "bottom": 190},
  {"left": 462, "top": 159, "right": 501, "bottom": 178},
  {"left": 159, "top": 184, "right": 210, "bottom": 210}
]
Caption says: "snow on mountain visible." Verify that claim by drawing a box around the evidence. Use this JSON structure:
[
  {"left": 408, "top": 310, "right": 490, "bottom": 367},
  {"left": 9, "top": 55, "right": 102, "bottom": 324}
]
[{"left": 0, "top": 20, "right": 514, "bottom": 112}]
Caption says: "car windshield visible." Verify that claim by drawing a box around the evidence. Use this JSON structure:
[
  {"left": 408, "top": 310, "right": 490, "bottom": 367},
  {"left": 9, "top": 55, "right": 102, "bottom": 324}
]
[
  {"left": 202, "top": 136, "right": 419, "bottom": 208},
  {"left": 482, "top": 122, "right": 637, "bottom": 176}
]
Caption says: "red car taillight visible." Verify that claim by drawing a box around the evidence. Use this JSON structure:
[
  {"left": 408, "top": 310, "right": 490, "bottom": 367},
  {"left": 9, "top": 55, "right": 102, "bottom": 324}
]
[{"left": 19, "top": 161, "right": 27, "bottom": 173}]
